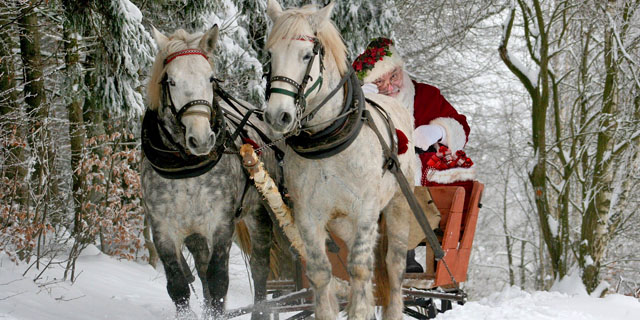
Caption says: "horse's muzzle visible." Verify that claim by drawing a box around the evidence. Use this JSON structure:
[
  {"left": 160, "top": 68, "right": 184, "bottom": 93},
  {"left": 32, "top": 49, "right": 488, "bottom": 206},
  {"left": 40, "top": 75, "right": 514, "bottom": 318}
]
[{"left": 265, "top": 107, "right": 294, "bottom": 134}]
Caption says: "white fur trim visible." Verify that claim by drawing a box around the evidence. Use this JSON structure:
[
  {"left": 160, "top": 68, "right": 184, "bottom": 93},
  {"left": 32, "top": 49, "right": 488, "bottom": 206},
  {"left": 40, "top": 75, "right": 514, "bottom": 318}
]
[
  {"left": 397, "top": 72, "right": 415, "bottom": 116},
  {"left": 362, "top": 46, "right": 403, "bottom": 83},
  {"left": 429, "top": 117, "right": 467, "bottom": 152},
  {"left": 426, "top": 167, "right": 476, "bottom": 184}
]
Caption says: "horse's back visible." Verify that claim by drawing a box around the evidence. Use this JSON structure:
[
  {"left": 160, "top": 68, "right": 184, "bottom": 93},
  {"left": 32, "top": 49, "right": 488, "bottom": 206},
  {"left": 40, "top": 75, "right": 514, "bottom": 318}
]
[{"left": 364, "top": 92, "right": 414, "bottom": 135}]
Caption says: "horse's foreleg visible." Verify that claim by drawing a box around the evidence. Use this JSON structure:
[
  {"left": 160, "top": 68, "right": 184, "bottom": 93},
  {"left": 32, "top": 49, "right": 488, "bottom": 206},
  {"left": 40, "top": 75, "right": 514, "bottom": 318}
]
[
  {"left": 152, "top": 229, "right": 192, "bottom": 313},
  {"left": 184, "top": 233, "right": 211, "bottom": 303},
  {"left": 206, "top": 225, "right": 234, "bottom": 317},
  {"left": 249, "top": 207, "right": 273, "bottom": 320},
  {"left": 346, "top": 209, "right": 378, "bottom": 320},
  {"left": 382, "top": 193, "right": 411, "bottom": 320},
  {"left": 298, "top": 218, "right": 338, "bottom": 320}
]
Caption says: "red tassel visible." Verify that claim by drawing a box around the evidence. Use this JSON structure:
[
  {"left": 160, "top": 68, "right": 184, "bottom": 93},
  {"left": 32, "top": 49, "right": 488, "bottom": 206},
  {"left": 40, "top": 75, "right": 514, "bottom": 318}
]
[{"left": 395, "top": 129, "right": 408, "bottom": 155}]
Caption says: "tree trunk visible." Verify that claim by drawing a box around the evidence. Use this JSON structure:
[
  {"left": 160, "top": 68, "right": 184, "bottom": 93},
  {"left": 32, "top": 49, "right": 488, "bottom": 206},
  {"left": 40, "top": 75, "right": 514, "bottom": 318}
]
[
  {"left": 63, "top": 21, "right": 86, "bottom": 235},
  {"left": 502, "top": 166, "right": 515, "bottom": 286},
  {"left": 83, "top": 49, "right": 105, "bottom": 139},
  {"left": 580, "top": 0, "right": 618, "bottom": 293},
  {"left": 499, "top": 1, "right": 566, "bottom": 282},
  {"left": 0, "top": 3, "right": 28, "bottom": 205},
  {"left": 18, "top": 4, "right": 50, "bottom": 207}
]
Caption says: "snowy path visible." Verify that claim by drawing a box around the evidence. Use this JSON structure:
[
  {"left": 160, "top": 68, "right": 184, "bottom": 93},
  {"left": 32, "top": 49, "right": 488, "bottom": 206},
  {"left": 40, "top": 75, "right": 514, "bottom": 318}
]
[{"left": 1, "top": 245, "right": 639, "bottom": 319}]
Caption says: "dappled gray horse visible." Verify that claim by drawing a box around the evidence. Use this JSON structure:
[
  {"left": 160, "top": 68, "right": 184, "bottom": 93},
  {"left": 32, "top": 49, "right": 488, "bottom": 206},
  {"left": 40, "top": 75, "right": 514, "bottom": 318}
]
[{"left": 141, "top": 25, "right": 276, "bottom": 319}]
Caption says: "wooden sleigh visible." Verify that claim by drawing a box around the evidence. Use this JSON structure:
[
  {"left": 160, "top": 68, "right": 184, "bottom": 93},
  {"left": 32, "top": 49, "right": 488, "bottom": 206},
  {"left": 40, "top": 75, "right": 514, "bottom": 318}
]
[
  {"left": 227, "top": 178, "right": 484, "bottom": 319},
  {"left": 226, "top": 147, "right": 484, "bottom": 319}
]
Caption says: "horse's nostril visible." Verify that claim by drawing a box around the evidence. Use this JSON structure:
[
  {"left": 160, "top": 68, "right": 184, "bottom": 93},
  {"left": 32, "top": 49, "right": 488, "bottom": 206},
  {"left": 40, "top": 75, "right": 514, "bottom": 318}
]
[
  {"left": 187, "top": 136, "right": 198, "bottom": 149},
  {"left": 280, "top": 112, "right": 292, "bottom": 125}
]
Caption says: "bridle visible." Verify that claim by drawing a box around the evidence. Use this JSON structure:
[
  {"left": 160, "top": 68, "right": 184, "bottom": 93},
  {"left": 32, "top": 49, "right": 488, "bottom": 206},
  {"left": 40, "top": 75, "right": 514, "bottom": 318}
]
[
  {"left": 161, "top": 49, "right": 217, "bottom": 129},
  {"left": 265, "top": 35, "right": 325, "bottom": 129},
  {"left": 156, "top": 48, "right": 227, "bottom": 159}
]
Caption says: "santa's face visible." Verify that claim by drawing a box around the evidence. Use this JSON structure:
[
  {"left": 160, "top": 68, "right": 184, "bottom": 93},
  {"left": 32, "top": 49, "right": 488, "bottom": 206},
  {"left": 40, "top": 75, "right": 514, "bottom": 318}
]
[{"left": 373, "top": 67, "right": 404, "bottom": 97}]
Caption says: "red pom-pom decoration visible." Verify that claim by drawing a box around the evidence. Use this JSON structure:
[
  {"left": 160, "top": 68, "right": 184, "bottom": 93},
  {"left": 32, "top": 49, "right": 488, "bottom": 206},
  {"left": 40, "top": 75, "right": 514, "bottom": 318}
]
[{"left": 395, "top": 129, "right": 408, "bottom": 155}]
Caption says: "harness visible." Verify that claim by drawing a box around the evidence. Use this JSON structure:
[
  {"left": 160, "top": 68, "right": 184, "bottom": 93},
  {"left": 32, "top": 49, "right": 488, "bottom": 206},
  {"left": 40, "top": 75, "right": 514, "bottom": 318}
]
[
  {"left": 141, "top": 108, "right": 227, "bottom": 179},
  {"left": 266, "top": 35, "right": 447, "bottom": 262},
  {"left": 142, "top": 49, "right": 271, "bottom": 179},
  {"left": 266, "top": 36, "right": 365, "bottom": 159},
  {"left": 266, "top": 35, "right": 325, "bottom": 128},
  {"left": 161, "top": 49, "right": 218, "bottom": 130}
]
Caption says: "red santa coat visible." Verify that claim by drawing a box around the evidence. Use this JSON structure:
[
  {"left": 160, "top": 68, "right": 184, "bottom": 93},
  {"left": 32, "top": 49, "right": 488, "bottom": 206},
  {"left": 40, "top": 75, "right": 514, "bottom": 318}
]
[{"left": 411, "top": 81, "right": 474, "bottom": 186}]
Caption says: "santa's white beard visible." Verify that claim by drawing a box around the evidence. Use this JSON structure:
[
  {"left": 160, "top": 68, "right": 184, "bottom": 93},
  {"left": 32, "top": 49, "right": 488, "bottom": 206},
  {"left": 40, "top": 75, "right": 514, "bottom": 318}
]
[{"left": 397, "top": 71, "right": 415, "bottom": 116}]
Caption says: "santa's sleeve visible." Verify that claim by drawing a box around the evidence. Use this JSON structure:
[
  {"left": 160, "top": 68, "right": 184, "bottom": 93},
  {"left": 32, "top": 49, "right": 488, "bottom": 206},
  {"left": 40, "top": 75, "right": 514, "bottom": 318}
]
[{"left": 413, "top": 83, "right": 469, "bottom": 152}]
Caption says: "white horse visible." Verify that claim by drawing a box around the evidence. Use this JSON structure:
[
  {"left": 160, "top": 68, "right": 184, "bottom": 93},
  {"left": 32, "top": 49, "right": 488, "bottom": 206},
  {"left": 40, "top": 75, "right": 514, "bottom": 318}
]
[{"left": 264, "top": 1, "right": 416, "bottom": 319}]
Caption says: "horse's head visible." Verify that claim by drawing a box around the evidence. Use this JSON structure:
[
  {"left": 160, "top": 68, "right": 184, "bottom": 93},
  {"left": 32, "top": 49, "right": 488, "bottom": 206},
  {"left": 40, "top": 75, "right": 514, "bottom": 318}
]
[
  {"left": 264, "top": 0, "right": 345, "bottom": 135},
  {"left": 149, "top": 25, "right": 220, "bottom": 156}
]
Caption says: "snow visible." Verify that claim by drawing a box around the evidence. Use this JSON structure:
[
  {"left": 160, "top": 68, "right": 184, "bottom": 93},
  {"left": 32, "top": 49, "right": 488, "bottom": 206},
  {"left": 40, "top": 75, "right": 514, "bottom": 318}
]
[
  {"left": 547, "top": 215, "right": 558, "bottom": 238},
  {"left": 2, "top": 247, "right": 639, "bottom": 320},
  {"left": 0, "top": 245, "right": 253, "bottom": 320},
  {"left": 551, "top": 270, "right": 588, "bottom": 296},
  {"left": 506, "top": 51, "right": 539, "bottom": 87},
  {"left": 438, "top": 285, "right": 640, "bottom": 320},
  {"left": 120, "top": 0, "right": 142, "bottom": 23}
]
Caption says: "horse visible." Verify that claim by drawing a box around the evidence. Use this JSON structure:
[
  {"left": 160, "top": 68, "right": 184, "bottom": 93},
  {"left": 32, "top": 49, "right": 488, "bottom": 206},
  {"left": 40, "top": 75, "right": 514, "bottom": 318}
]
[
  {"left": 263, "top": 1, "right": 417, "bottom": 319},
  {"left": 141, "top": 25, "right": 277, "bottom": 320}
]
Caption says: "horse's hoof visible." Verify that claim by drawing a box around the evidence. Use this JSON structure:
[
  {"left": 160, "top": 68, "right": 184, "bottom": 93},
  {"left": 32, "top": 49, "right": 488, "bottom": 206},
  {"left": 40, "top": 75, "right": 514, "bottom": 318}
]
[
  {"left": 202, "top": 306, "right": 227, "bottom": 320},
  {"left": 175, "top": 307, "right": 198, "bottom": 320}
]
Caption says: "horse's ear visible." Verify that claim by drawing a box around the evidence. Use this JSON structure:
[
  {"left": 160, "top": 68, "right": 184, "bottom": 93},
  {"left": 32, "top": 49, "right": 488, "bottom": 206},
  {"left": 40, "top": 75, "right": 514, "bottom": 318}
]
[
  {"left": 152, "top": 26, "right": 169, "bottom": 50},
  {"left": 310, "top": 2, "right": 335, "bottom": 30},
  {"left": 267, "top": 0, "right": 283, "bottom": 22},
  {"left": 199, "top": 24, "right": 219, "bottom": 55}
]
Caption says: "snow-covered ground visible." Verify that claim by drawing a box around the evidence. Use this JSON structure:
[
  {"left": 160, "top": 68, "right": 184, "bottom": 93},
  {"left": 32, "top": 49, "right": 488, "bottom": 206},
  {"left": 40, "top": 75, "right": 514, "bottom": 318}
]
[{"left": 1, "top": 245, "right": 639, "bottom": 320}]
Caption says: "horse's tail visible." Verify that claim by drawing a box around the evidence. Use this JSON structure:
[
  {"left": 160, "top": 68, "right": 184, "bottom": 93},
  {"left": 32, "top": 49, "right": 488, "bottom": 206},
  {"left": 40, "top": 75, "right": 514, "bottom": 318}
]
[
  {"left": 374, "top": 215, "right": 391, "bottom": 307},
  {"left": 235, "top": 220, "right": 252, "bottom": 255},
  {"left": 234, "top": 220, "right": 282, "bottom": 279}
]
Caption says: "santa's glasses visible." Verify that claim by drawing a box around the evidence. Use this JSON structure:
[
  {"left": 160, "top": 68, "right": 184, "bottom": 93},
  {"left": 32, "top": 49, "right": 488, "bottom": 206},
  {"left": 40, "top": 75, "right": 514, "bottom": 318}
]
[{"left": 373, "top": 67, "right": 403, "bottom": 96}]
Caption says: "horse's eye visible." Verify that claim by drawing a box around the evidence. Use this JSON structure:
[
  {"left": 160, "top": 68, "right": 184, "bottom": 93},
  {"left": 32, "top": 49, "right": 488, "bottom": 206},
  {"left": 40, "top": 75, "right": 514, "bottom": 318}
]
[
  {"left": 303, "top": 53, "right": 312, "bottom": 61},
  {"left": 209, "top": 76, "right": 215, "bottom": 83},
  {"left": 167, "top": 78, "right": 176, "bottom": 86}
]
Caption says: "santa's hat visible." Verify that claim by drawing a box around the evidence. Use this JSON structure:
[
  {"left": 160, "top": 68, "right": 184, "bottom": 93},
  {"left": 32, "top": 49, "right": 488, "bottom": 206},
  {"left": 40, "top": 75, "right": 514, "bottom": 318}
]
[{"left": 353, "top": 37, "right": 404, "bottom": 83}]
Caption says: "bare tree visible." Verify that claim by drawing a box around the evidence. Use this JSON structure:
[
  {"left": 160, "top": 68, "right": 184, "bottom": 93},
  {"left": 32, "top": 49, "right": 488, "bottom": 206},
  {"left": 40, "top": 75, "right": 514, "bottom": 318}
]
[{"left": 500, "top": 0, "right": 640, "bottom": 292}]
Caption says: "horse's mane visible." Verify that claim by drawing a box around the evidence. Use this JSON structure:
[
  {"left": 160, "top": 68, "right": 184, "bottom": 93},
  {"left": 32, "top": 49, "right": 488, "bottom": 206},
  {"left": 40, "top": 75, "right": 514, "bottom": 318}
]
[
  {"left": 147, "top": 29, "right": 214, "bottom": 111},
  {"left": 266, "top": 5, "right": 347, "bottom": 76}
]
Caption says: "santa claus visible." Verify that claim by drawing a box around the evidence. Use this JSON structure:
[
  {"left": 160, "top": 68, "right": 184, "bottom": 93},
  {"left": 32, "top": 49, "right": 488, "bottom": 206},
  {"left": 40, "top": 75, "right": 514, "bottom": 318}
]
[
  {"left": 354, "top": 37, "right": 474, "bottom": 187},
  {"left": 354, "top": 37, "right": 475, "bottom": 273}
]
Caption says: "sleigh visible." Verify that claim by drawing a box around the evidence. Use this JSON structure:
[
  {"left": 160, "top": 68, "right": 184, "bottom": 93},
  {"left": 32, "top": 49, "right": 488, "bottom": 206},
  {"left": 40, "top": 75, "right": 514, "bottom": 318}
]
[{"left": 226, "top": 173, "right": 484, "bottom": 319}]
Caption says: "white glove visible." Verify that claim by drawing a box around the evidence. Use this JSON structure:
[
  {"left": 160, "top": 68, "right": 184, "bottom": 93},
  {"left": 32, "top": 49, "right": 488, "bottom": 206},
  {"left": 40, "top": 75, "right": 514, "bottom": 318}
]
[
  {"left": 414, "top": 124, "right": 446, "bottom": 150},
  {"left": 361, "top": 83, "right": 379, "bottom": 94}
]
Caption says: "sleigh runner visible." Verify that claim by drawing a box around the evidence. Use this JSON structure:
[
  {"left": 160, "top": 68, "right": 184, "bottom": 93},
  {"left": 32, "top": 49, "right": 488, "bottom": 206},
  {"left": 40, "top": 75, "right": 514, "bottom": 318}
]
[{"left": 227, "top": 144, "right": 484, "bottom": 319}]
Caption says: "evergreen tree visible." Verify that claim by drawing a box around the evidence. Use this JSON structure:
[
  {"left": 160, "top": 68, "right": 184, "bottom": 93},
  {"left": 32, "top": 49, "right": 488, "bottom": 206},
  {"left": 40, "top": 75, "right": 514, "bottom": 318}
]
[
  {"left": 237, "top": 0, "right": 397, "bottom": 60},
  {"left": 90, "top": 0, "right": 154, "bottom": 117}
]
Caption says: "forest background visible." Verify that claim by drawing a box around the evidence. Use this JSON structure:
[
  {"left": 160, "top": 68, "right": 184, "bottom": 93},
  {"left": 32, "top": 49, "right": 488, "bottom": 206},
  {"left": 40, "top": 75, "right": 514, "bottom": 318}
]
[{"left": 0, "top": 0, "right": 638, "bottom": 299}]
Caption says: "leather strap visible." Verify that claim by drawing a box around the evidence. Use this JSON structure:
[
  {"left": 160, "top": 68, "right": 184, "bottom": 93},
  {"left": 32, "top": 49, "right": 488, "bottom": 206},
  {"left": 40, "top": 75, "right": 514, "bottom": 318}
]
[{"left": 362, "top": 105, "right": 445, "bottom": 260}]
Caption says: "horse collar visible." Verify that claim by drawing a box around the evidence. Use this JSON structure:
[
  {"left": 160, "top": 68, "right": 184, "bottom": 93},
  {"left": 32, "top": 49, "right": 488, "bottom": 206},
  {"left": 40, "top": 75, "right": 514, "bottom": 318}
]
[
  {"left": 141, "top": 109, "right": 228, "bottom": 179},
  {"left": 285, "top": 69, "right": 366, "bottom": 159}
]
